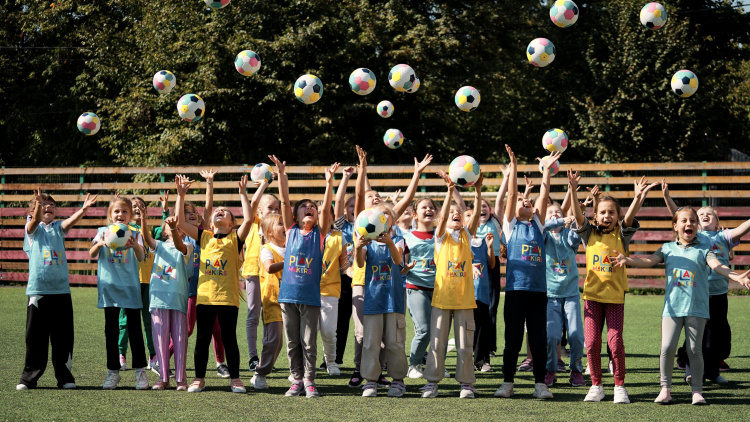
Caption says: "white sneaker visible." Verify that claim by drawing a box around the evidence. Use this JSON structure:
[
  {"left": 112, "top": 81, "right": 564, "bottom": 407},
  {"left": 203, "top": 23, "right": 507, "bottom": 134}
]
[
  {"left": 584, "top": 364, "right": 590, "bottom": 375},
  {"left": 407, "top": 365, "right": 424, "bottom": 379},
  {"left": 362, "top": 381, "right": 378, "bottom": 397},
  {"left": 533, "top": 383, "right": 554, "bottom": 399},
  {"left": 135, "top": 368, "right": 149, "bottom": 390},
  {"left": 288, "top": 373, "right": 296, "bottom": 383},
  {"left": 447, "top": 338, "right": 456, "bottom": 353},
  {"left": 613, "top": 385, "right": 630, "bottom": 404},
  {"left": 61, "top": 382, "right": 76, "bottom": 389},
  {"left": 608, "top": 360, "right": 614, "bottom": 375},
  {"left": 327, "top": 364, "right": 341, "bottom": 376},
  {"left": 584, "top": 385, "right": 605, "bottom": 402},
  {"left": 16, "top": 384, "right": 28, "bottom": 391},
  {"left": 494, "top": 382, "right": 514, "bottom": 398},
  {"left": 119, "top": 354, "right": 128, "bottom": 371},
  {"left": 102, "top": 370, "right": 121, "bottom": 390},
  {"left": 459, "top": 383, "right": 476, "bottom": 399},
  {"left": 251, "top": 374, "right": 268, "bottom": 390},
  {"left": 420, "top": 382, "right": 438, "bottom": 398},
  {"left": 444, "top": 369, "right": 450, "bottom": 378}
]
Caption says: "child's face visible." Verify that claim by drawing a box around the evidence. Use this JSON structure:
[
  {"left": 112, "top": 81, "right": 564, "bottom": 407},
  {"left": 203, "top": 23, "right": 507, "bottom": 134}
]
[
  {"left": 674, "top": 210, "right": 698, "bottom": 243},
  {"left": 697, "top": 208, "right": 718, "bottom": 231},
  {"left": 131, "top": 200, "right": 145, "bottom": 223},
  {"left": 397, "top": 206, "right": 413, "bottom": 227},
  {"left": 346, "top": 198, "right": 356, "bottom": 222},
  {"left": 415, "top": 200, "right": 435, "bottom": 225},
  {"left": 479, "top": 200, "right": 491, "bottom": 223},
  {"left": 365, "top": 191, "right": 382, "bottom": 208},
  {"left": 40, "top": 200, "right": 57, "bottom": 224},
  {"left": 259, "top": 200, "right": 280, "bottom": 219},
  {"left": 546, "top": 205, "right": 563, "bottom": 220},
  {"left": 448, "top": 205, "right": 464, "bottom": 230},
  {"left": 111, "top": 203, "right": 131, "bottom": 224},
  {"left": 296, "top": 201, "right": 318, "bottom": 228},
  {"left": 596, "top": 201, "right": 619, "bottom": 230},
  {"left": 515, "top": 194, "right": 533, "bottom": 220},
  {"left": 270, "top": 218, "right": 286, "bottom": 245},
  {"left": 211, "top": 207, "right": 234, "bottom": 230},
  {"left": 184, "top": 206, "right": 200, "bottom": 227}
]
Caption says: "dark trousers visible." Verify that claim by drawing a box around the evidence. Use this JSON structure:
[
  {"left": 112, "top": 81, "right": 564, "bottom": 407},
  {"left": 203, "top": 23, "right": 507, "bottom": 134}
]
[
  {"left": 487, "top": 257, "right": 502, "bottom": 352},
  {"left": 335, "top": 274, "right": 353, "bottom": 366},
  {"left": 473, "top": 300, "right": 493, "bottom": 366},
  {"left": 19, "top": 294, "right": 75, "bottom": 388},
  {"left": 105, "top": 307, "right": 146, "bottom": 371},
  {"left": 194, "top": 305, "right": 240, "bottom": 379},
  {"left": 678, "top": 293, "right": 730, "bottom": 380},
  {"left": 502, "top": 291, "right": 547, "bottom": 384}
]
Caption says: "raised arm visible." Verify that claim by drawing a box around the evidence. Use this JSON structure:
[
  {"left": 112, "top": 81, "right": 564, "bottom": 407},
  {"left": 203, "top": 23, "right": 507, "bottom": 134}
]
[
  {"left": 236, "top": 175, "right": 254, "bottom": 241},
  {"left": 731, "top": 217, "right": 750, "bottom": 241},
  {"left": 611, "top": 249, "right": 663, "bottom": 268},
  {"left": 175, "top": 175, "right": 199, "bottom": 240},
  {"left": 165, "top": 216, "right": 187, "bottom": 255},
  {"left": 62, "top": 192, "right": 98, "bottom": 234},
  {"left": 249, "top": 177, "right": 270, "bottom": 220},
  {"left": 320, "top": 163, "right": 339, "bottom": 237},
  {"left": 435, "top": 171, "right": 455, "bottom": 238},
  {"left": 561, "top": 172, "right": 581, "bottom": 215},
  {"left": 660, "top": 178, "right": 679, "bottom": 216},
  {"left": 393, "top": 154, "right": 433, "bottom": 218},
  {"left": 270, "top": 155, "right": 293, "bottom": 229},
  {"left": 354, "top": 146, "right": 367, "bottom": 217},
  {"left": 494, "top": 165, "right": 511, "bottom": 218},
  {"left": 623, "top": 176, "right": 653, "bottom": 227},
  {"left": 486, "top": 232, "right": 496, "bottom": 269},
  {"left": 200, "top": 168, "right": 217, "bottom": 224},
  {"left": 534, "top": 151, "right": 561, "bottom": 219},
  {"left": 334, "top": 166, "right": 354, "bottom": 220},
  {"left": 708, "top": 259, "right": 750, "bottom": 289},
  {"left": 504, "top": 145, "right": 518, "bottom": 224},
  {"left": 137, "top": 202, "right": 157, "bottom": 251},
  {"left": 567, "top": 169, "right": 585, "bottom": 227},
  {"left": 467, "top": 174, "right": 483, "bottom": 236},
  {"left": 452, "top": 185, "right": 467, "bottom": 214},
  {"left": 27, "top": 188, "right": 44, "bottom": 234}
]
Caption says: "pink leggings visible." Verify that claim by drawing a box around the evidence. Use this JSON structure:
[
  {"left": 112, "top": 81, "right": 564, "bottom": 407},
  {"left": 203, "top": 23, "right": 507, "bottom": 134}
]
[
  {"left": 152, "top": 309, "right": 188, "bottom": 383},
  {"left": 584, "top": 300, "right": 625, "bottom": 386},
  {"left": 169, "top": 296, "right": 225, "bottom": 363}
]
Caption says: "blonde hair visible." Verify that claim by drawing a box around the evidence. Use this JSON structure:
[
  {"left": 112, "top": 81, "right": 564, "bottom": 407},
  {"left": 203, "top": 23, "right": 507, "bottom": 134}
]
[
  {"left": 258, "top": 194, "right": 280, "bottom": 214},
  {"left": 375, "top": 203, "right": 396, "bottom": 229},
  {"left": 697, "top": 206, "right": 720, "bottom": 229},
  {"left": 107, "top": 197, "right": 133, "bottom": 224},
  {"left": 260, "top": 213, "right": 283, "bottom": 245}
]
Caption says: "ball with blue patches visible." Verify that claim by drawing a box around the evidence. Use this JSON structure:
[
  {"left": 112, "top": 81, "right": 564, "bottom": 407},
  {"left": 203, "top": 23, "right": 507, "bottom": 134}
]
[
  {"left": 205, "top": 0, "right": 230, "bottom": 9},
  {"left": 153, "top": 70, "right": 177, "bottom": 94},
  {"left": 542, "top": 128, "right": 569, "bottom": 153},
  {"left": 349, "top": 68, "right": 376, "bottom": 95},
  {"left": 526, "top": 38, "right": 556, "bottom": 67},
  {"left": 455, "top": 86, "right": 480, "bottom": 112},
  {"left": 538, "top": 156, "right": 560, "bottom": 175},
  {"left": 235, "top": 50, "right": 261, "bottom": 76},
  {"left": 177, "top": 94, "right": 205, "bottom": 122},
  {"left": 77, "top": 112, "right": 101, "bottom": 135},
  {"left": 388, "top": 64, "right": 417, "bottom": 92},
  {"left": 671, "top": 70, "right": 698, "bottom": 98},
  {"left": 294, "top": 74, "right": 324, "bottom": 104},
  {"left": 449, "top": 155, "right": 480, "bottom": 187},
  {"left": 383, "top": 128, "right": 404, "bottom": 149},
  {"left": 406, "top": 76, "right": 420, "bottom": 93},
  {"left": 640, "top": 2, "right": 667, "bottom": 30},
  {"left": 250, "top": 163, "right": 273, "bottom": 184},
  {"left": 550, "top": 0, "right": 579, "bottom": 28},
  {"left": 377, "top": 101, "right": 394, "bottom": 118},
  {"left": 103, "top": 223, "right": 132, "bottom": 250},
  {"left": 355, "top": 208, "right": 388, "bottom": 240}
]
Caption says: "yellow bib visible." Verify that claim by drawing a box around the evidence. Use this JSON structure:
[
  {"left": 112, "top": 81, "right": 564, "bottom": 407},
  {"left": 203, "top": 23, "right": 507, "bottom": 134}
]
[
  {"left": 259, "top": 244, "right": 283, "bottom": 323},
  {"left": 582, "top": 229, "right": 628, "bottom": 304},
  {"left": 198, "top": 230, "right": 241, "bottom": 307},
  {"left": 352, "top": 259, "right": 366, "bottom": 287},
  {"left": 138, "top": 244, "right": 155, "bottom": 285},
  {"left": 240, "top": 216, "right": 262, "bottom": 278},
  {"left": 433, "top": 230, "right": 476, "bottom": 310},
  {"left": 320, "top": 231, "right": 343, "bottom": 298}
]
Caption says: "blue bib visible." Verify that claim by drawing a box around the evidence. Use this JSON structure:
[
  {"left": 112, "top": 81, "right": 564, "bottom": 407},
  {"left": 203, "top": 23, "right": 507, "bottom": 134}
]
[
  {"left": 184, "top": 236, "right": 200, "bottom": 297},
  {"left": 341, "top": 220, "right": 354, "bottom": 264},
  {"left": 661, "top": 237, "right": 711, "bottom": 319},
  {"left": 279, "top": 225, "right": 323, "bottom": 306},
  {"left": 23, "top": 220, "right": 70, "bottom": 295},
  {"left": 402, "top": 231, "right": 436, "bottom": 289},
  {"left": 544, "top": 227, "right": 581, "bottom": 298},
  {"left": 96, "top": 226, "right": 142, "bottom": 309},
  {"left": 506, "top": 219, "right": 546, "bottom": 292},
  {"left": 149, "top": 241, "right": 190, "bottom": 314},
  {"left": 702, "top": 231, "right": 731, "bottom": 295},
  {"left": 363, "top": 234, "right": 405, "bottom": 314},
  {"left": 471, "top": 241, "right": 491, "bottom": 304}
]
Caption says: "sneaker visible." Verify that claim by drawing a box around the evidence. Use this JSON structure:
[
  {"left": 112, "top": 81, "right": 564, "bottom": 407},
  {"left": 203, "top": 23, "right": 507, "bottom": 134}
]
[
  {"left": 444, "top": 369, "right": 451, "bottom": 378},
  {"left": 102, "top": 370, "right": 121, "bottom": 390},
  {"left": 230, "top": 378, "right": 246, "bottom": 393},
  {"left": 654, "top": 387, "right": 671, "bottom": 404},
  {"left": 714, "top": 375, "right": 729, "bottom": 386},
  {"left": 149, "top": 359, "right": 160, "bottom": 376},
  {"left": 447, "top": 338, "right": 456, "bottom": 353},
  {"left": 187, "top": 378, "right": 205, "bottom": 393},
  {"left": 169, "top": 370, "right": 174, "bottom": 378},
  {"left": 570, "top": 371, "right": 586, "bottom": 387},
  {"left": 685, "top": 364, "right": 692, "bottom": 385},
  {"left": 584, "top": 364, "right": 590, "bottom": 375},
  {"left": 152, "top": 381, "right": 169, "bottom": 390},
  {"left": 533, "top": 383, "right": 554, "bottom": 399},
  {"left": 377, "top": 374, "right": 391, "bottom": 387},
  {"left": 460, "top": 383, "right": 476, "bottom": 399},
  {"left": 519, "top": 358, "right": 533, "bottom": 372},
  {"left": 480, "top": 362, "right": 493, "bottom": 373},
  {"left": 319, "top": 361, "right": 327, "bottom": 370},
  {"left": 248, "top": 356, "right": 259, "bottom": 371},
  {"left": 15, "top": 384, "right": 28, "bottom": 391},
  {"left": 494, "top": 382, "right": 514, "bottom": 398},
  {"left": 288, "top": 374, "right": 296, "bottom": 383},
  {"left": 584, "top": 385, "right": 605, "bottom": 402},
  {"left": 676, "top": 357, "right": 686, "bottom": 370},
  {"left": 557, "top": 359, "right": 566, "bottom": 373},
  {"left": 608, "top": 360, "right": 614, "bottom": 375},
  {"left": 285, "top": 381, "right": 304, "bottom": 397},
  {"left": 362, "top": 381, "right": 378, "bottom": 397},
  {"left": 387, "top": 380, "right": 406, "bottom": 397},
  {"left": 348, "top": 371, "right": 363, "bottom": 388},
  {"left": 251, "top": 374, "right": 268, "bottom": 390},
  {"left": 135, "top": 368, "right": 149, "bottom": 390},
  {"left": 61, "top": 382, "right": 76, "bottom": 389},
  {"left": 544, "top": 372, "right": 557, "bottom": 387},
  {"left": 176, "top": 382, "right": 188, "bottom": 391},
  {"left": 304, "top": 381, "right": 320, "bottom": 398},
  {"left": 719, "top": 360, "right": 730, "bottom": 372},
  {"left": 420, "top": 382, "right": 439, "bottom": 398},
  {"left": 327, "top": 364, "right": 341, "bottom": 376},
  {"left": 613, "top": 385, "right": 630, "bottom": 404},
  {"left": 119, "top": 354, "right": 128, "bottom": 371},
  {"left": 407, "top": 365, "right": 424, "bottom": 379},
  {"left": 692, "top": 391, "right": 707, "bottom": 405},
  {"left": 216, "top": 363, "right": 230, "bottom": 379}
]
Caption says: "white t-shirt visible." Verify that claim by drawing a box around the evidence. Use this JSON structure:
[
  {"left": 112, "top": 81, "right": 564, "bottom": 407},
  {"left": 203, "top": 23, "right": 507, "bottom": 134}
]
[
  {"left": 260, "top": 243, "right": 286, "bottom": 263},
  {"left": 502, "top": 214, "right": 543, "bottom": 242},
  {"left": 435, "top": 227, "right": 472, "bottom": 255}
]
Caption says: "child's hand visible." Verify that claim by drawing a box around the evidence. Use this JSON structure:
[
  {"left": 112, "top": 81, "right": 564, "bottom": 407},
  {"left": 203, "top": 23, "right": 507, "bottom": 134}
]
[
  {"left": 356, "top": 145, "right": 367, "bottom": 166},
  {"left": 586, "top": 184, "right": 600, "bottom": 199},
  {"left": 567, "top": 169, "right": 580, "bottom": 191},
  {"left": 436, "top": 170, "right": 455, "bottom": 189},
  {"left": 269, "top": 155, "right": 286, "bottom": 174},
  {"left": 474, "top": 173, "right": 484, "bottom": 190},
  {"left": 159, "top": 191, "right": 169, "bottom": 212},
  {"left": 472, "top": 263, "right": 482, "bottom": 280},
  {"left": 737, "top": 269, "right": 750, "bottom": 289},
  {"left": 414, "top": 153, "right": 433, "bottom": 173},
  {"left": 403, "top": 260, "right": 416, "bottom": 271},
  {"left": 175, "top": 175, "right": 193, "bottom": 196},
  {"left": 661, "top": 178, "right": 670, "bottom": 197},
  {"left": 387, "top": 189, "right": 401, "bottom": 204},
  {"left": 539, "top": 151, "right": 563, "bottom": 171},
  {"left": 611, "top": 250, "right": 627, "bottom": 267},
  {"left": 165, "top": 216, "right": 178, "bottom": 229},
  {"left": 354, "top": 235, "right": 371, "bottom": 249},
  {"left": 325, "top": 162, "right": 340, "bottom": 182},
  {"left": 501, "top": 164, "right": 511, "bottom": 179},
  {"left": 375, "top": 232, "right": 393, "bottom": 244},
  {"left": 563, "top": 216, "right": 575, "bottom": 226},
  {"left": 136, "top": 202, "right": 147, "bottom": 220},
  {"left": 633, "top": 176, "right": 652, "bottom": 198},
  {"left": 523, "top": 175, "right": 535, "bottom": 197},
  {"left": 200, "top": 168, "right": 217, "bottom": 182},
  {"left": 238, "top": 174, "right": 249, "bottom": 193},
  {"left": 33, "top": 187, "right": 43, "bottom": 205},
  {"left": 81, "top": 192, "right": 98, "bottom": 209},
  {"left": 342, "top": 166, "right": 355, "bottom": 178},
  {"left": 505, "top": 144, "right": 516, "bottom": 166},
  {"left": 123, "top": 234, "right": 136, "bottom": 250},
  {"left": 485, "top": 232, "right": 495, "bottom": 247}
]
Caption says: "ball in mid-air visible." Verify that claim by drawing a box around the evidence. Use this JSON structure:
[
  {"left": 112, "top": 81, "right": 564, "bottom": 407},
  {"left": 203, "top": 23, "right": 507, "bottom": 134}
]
[
  {"left": 77, "top": 112, "right": 101, "bottom": 135},
  {"left": 455, "top": 86, "right": 480, "bottom": 112},
  {"left": 205, "top": 0, "right": 230, "bottom": 9},
  {"left": 356, "top": 208, "right": 388, "bottom": 240},
  {"left": 550, "top": 0, "right": 579, "bottom": 28},
  {"left": 542, "top": 128, "right": 569, "bottom": 153},
  {"left": 671, "top": 70, "right": 698, "bottom": 97},
  {"left": 349, "top": 68, "right": 376, "bottom": 95},
  {"left": 250, "top": 163, "right": 273, "bottom": 184},
  {"left": 538, "top": 156, "right": 560, "bottom": 175},
  {"left": 153, "top": 70, "right": 176, "bottom": 94},
  {"left": 449, "top": 155, "right": 480, "bottom": 187},
  {"left": 177, "top": 94, "right": 205, "bottom": 122},
  {"left": 388, "top": 64, "right": 417, "bottom": 92},
  {"left": 235, "top": 50, "right": 261, "bottom": 76},
  {"left": 527, "top": 38, "right": 556, "bottom": 67},
  {"left": 640, "top": 2, "right": 667, "bottom": 29},
  {"left": 294, "top": 74, "right": 324, "bottom": 104},
  {"left": 103, "top": 223, "right": 132, "bottom": 250},
  {"left": 377, "top": 101, "right": 394, "bottom": 118},
  {"left": 406, "top": 76, "right": 420, "bottom": 93},
  {"left": 383, "top": 129, "right": 404, "bottom": 149}
]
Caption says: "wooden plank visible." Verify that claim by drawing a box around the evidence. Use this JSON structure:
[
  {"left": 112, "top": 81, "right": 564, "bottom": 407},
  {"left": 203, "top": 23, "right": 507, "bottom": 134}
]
[
  {"left": 1, "top": 193, "right": 336, "bottom": 202},
  {"left": 0, "top": 229, "right": 98, "bottom": 239},
  {"left": 1, "top": 262, "right": 97, "bottom": 271},
  {"left": 0, "top": 272, "right": 97, "bottom": 285},
  {"left": 1, "top": 250, "right": 94, "bottom": 260}
]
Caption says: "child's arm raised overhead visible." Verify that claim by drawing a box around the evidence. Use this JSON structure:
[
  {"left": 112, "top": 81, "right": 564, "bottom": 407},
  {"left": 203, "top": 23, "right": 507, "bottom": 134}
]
[
  {"left": 467, "top": 174, "right": 484, "bottom": 237},
  {"left": 175, "top": 175, "right": 199, "bottom": 240},
  {"left": 504, "top": 145, "right": 518, "bottom": 224},
  {"left": 534, "top": 151, "right": 561, "bottom": 220},
  {"left": 435, "top": 170, "right": 455, "bottom": 239},
  {"left": 165, "top": 216, "right": 187, "bottom": 255},
  {"left": 567, "top": 169, "right": 585, "bottom": 228},
  {"left": 452, "top": 186, "right": 467, "bottom": 214},
  {"left": 354, "top": 145, "right": 367, "bottom": 217},
  {"left": 623, "top": 176, "right": 657, "bottom": 227},
  {"left": 200, "top": 168, "right": 217, "bottom": 224},
  {"left": 660, "top": 178, "right": 679, "bottom": 216},
  {"left": 270, "top": 155, "right": 293, "bottom": 229},
  {"left": 137, "top": 202, "right": 157, "bottom": 251},
  {"left": 62, "top": 192, "right": 98, "bottom": 234},
  {"left": 27, "top": 188, "right": 44, "bottom": 234},
  {"left": 249, "top": 177, "right": 270, "bottom": 220},
  {"left": 494, "top": 165, "right": 511, "bottom": 218},
  {"left": 320, "top": 163, "right": 340, "bottom": 237},
  {"left": 560, "top": 172, "right": 580, "bottom": 215},
  {"left": 730, "top": 217, "right": 750, "bottom": 241},
  {"left": 334, "top": 166, "right": 355, "bottom": 221},
  {"left": 392, "top": 154, "right": 433, "bottom": 219},
  {"left": 612, "top": 249, "right": 663, "bottom": 268},
  {"left": 236, "top": 175, "right": 255, "bottom": 241}
]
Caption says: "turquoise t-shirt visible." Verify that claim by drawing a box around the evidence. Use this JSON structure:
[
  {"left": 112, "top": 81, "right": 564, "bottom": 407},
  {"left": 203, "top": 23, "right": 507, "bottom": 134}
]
[
  {"left": 95, "top": 226, "right": 142, "bottom": 309},
  {"left": 149, "top": 240, "right": 191, "bottom": 314},
  {"left": 471, "top": 239, "right": 491, "bottom": 304},
  {"left": 402, "top": 230, "right": 436, "bottom": 289},
  {"left": 702, "top": 230, "right": 733, "bottom": 296},
  {"left": 363, "top": 233, "right": 405, "bottom": 315},
  {"left": 23, "top": 220, "right": 70, "bottom": 295},
  {"left": 476, "top": 217, "right": 502, "bottom": 256},
  {"left": 543, "top": 218, "right": 582, "bottom": 298},
  {"left": 658, "top": 236, "right": 712, "bottom": 319}
]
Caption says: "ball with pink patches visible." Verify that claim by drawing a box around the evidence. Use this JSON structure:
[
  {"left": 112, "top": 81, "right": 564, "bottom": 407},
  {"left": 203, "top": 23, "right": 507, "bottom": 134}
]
[{"left": 77, "top": 112, "right": 101, "bottom": 135}]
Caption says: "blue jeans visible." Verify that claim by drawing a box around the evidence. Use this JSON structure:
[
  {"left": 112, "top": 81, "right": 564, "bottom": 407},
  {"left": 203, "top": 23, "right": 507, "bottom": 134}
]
[
  {"left": 546, "top": 296, "right": 584, "bottom": 373},
  {"left": 407, "top": 288, "right": 433, "bottom": 366}
]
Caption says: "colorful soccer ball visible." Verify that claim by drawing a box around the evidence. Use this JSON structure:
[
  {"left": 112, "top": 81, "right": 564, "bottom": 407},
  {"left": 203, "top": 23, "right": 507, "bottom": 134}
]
[
  {"left": 355, "top": 208, "right": 388, "bottom": 240},
  {"left": 77, "top": 112, "right": 101, "bottom": 135},
  {"left": 640, "top": 2, "right": 667, "bottom": 30},
  {"left": 235, "top": 50, "right": 261, "bottom": 76},
  {"left": 388, "top": 64, "right": 417, "bottom": 92},
  {"left": 527, "top": 38, "right": 556, "bottom": 68},
  {"left": 377, "top": 101, "right": 394, "bottom": 118},
  {"left": 550, "top": 0, "right": 579, "bottom": 28},
  {"left": 152, "top": 70, "right": 176, "bottom": 94},
  {"left": 294, "top": 74, "right": 324, "bottom": 105},
  {"left": 250, "top": 163, "right": 273, "bottom": 184},
  {"left": 449, "top": 155, "right": 481, "bottom": 187},
  {"left": 671, "top": 70, "right": 698, "bottom": 98},
  {"left": 542, "top": 128, "right": 569, "bottom": 153},
  {"left": 383, "top": 129, "right": 404, "bottom": 149},
  {"left": 539, "top": 156, "right": 560, "bottom": 175},
  {"left": 406, "top": 77, "right": 420, "bottom": 93},
  {"left": 455, "top": 86, "right": 480, "bottom": 112},
  {"left": 103, "top": 223, "right": 132, "bottom": 250},
  {"left": 205, "top": 0, "right": 230, "bottom": 9},
  {"left": 177, "top": 94, "right": 205, "bottom": 122},
  {"left": 349, "top": 68, "right": 376, "bottom": 95}
]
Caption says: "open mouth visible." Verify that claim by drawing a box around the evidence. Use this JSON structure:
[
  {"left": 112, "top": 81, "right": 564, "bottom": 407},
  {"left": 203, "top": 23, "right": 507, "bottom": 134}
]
[
  {"left": 684, "top": 229, "right": 694, "bottom": 236},
  {"left": 304, "top": 210, "right": 314, "bottom": 217}
]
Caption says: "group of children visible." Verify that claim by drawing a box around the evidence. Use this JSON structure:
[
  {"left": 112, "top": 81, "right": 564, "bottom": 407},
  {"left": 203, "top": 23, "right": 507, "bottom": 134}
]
[{"left": 16, "top": 147, "right": 750, "bottom": 404}]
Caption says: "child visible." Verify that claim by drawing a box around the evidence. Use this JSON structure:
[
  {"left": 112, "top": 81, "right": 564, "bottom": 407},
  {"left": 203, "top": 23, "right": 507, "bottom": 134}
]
[
  {"left": 16, "top": 189, "right": 97, "bottom": 391},
  {"left": 470, "top": 220, "right": 496, "bottom": 373},
  {"left": 612, "top": 207, "right": 750, "bottom": 405},
  {"left": 567, "top": 169, "right": 655, "bottom": 403},
  {"left": 420, "top": 170, "right": 483, "bottom": 399},
  {"left": 270, "top": 156, "right": 336, "bottom": 398},
  {"left": 357, "top": 203, "right": 407, "bottom": 397},
  {"left": 89, "top": 196, "right": 148, "bottom": 390},
  {"left": 176, "top": 174, "right": 264, "bottom": 393},
  {"left": 395, "top": 204, "right": 414, "bottom": 232},
  {"left": 319, "top": 205, "right": 348, "bottom": 377},
  {"left": 332, "top": 166, "right": 356, "bottom": 372},
  {"left": 494, "top": 145, "right": 559, "bottom": 400},
  {"left": 139, "top": 211, "right": 193, "bottom": 391},
  {"left": 250, "top": 214, "right": 287, "bottom": 390}
]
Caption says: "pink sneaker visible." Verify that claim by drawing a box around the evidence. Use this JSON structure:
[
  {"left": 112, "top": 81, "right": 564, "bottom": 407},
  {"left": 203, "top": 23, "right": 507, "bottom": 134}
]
[
  {"left": 519, "top": 358, "right": 533, "bottom": 372},
  {"left": 570, "top": 371, "right": 586, "bottom": 387},
  {"left": 544, "top": 372, "right": 556, "bottom": 387},
  {"left": 285, "top": 381, "right": 304, "bottom": 397}
]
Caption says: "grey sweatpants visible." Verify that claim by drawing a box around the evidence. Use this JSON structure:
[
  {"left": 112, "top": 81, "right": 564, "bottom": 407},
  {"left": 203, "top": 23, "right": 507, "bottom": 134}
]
[
  {"left": 255, "top": 321, "right": 283, "bottom": 377},
  {"left": 660, "top": 316, "right": 707, "bottom": 391},
  {"left": 281, "top": 303, "right": 320, "bottom": 381},
  {"left": 352, "top": 285, "right": 386, "bottom": 372},
  {"left": 362, "top": 313, "right": 408, "bottom": 382}
]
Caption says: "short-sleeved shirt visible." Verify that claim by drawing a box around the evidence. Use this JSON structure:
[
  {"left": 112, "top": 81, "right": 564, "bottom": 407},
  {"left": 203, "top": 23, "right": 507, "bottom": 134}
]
[
  {"left": 503, "top": 215, "right": 546, "bottom": 292},
  {"left": 149, "top": 240, "right": 192, "bottom": 314},
  {"left": 403, "top": 230, "right": 436, "bottom": 289},
  {"left": 655, "top": 234, "right": 716, "bottom": 318},
  {"left": 543, "top": 218, "right": 582, "bottom": 298},
  {"left": 94, "top": 227, "right": 142, "bottom": 309},
  {"left": 24, "top": 220, "right": 70, "bottom": 295},
  {"left": 701, "top": 230, "right": 737, "bottom": 295},
  {"left": 197, "top": 229, "right": 243, "bottom": 307}
]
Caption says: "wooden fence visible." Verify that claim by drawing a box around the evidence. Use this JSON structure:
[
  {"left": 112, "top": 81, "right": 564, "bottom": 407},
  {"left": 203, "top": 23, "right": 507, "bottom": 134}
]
[{"left": 2, "top": 162, "right": 749, "bottom": 289}]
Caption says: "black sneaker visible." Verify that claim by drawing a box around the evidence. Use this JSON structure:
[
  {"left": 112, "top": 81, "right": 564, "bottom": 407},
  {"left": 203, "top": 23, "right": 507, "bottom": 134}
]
[
  {"left": 719, "top": 360, "right": 730, "bottom": 372},
  {"left": 248, "top": 356, "right": 259, "bottom": 371},
  {"left": 319, "top": 361, "right": 327, "bottom": 370},
  {"left": 216, "top": 363, "right": 230, "bottom": 378},
  {"left": 348, "top": 371, "right": 363, "bottom": 388},
  {"left": 376, "top": 374, "right": 391, "bottom": 388}
]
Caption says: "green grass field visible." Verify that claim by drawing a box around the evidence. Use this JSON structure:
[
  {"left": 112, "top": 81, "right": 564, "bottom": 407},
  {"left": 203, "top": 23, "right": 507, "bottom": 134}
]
[{"left": 1, "top": 287, "right": 749, "bottom": 421}]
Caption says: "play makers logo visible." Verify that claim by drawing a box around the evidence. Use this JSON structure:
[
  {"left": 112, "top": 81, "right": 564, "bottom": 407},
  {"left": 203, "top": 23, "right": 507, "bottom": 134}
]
[
  {"left": 288, "top": 254, "right": 315, "bottom": 275},
  {"left": 106, "top": 249, "right": 130, "bottom": 264},
  {"left": 671, "top": 268, "right": 696, "bottom": 287},
  {"left": 370, "top": 263, "right": 392, "bottom": 282},
  {"left": 552, "top": 257, "right": 571, "bottom": 274},
  {"left": 203, "top": 258, "right": 228, "bottom": 276},
  {"left": 155, "top": 264, "right": 175, "bottom": 281},
  {"left": 591, "top": 254, "right": 615, "bottom": 273},
  {"left": 417, "top": 258, "right": 436, "bottom": 272},
  {"left": 446, "top": 260, "right": 467, "bottom": 279},
  {"left": 521, "top": 244, "right": 542, "bottom": 263},
  {"left": 43, "top": 249, "right": 65, "bottom": 266},
  {"left": 711, "top": 242, "right": 725, "bottom": 259}
]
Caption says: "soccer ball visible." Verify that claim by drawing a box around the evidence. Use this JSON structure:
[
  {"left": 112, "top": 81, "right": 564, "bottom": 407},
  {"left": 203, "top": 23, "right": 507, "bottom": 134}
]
[
  {"left": 235, "top": 50, "right": 261, "bottom": 76},
  {"left": 250, "top": 163, "right": 273, "bottom": 184},
  {"left": 103, "top": 223, "right": 132, "bottom": 250},
  {"left": 349, "top": 68, "right": 376, "bottom": 95},
  {"left": 355, "top": 208, "right": 388, "bottom": 240},
  {"left": 294, "top": 74, "right": 324, "bottom": 104},
  {"left": 539, "top": 156, "right": 560, "bottom": 175},
  {"left": 542, "top": 128, "right": 569, "bottom": 153},
  {"left": 77, "top": 112, "right": 101, "bottom": 135},
  {"left": 671, "top": 70, "right": 698, "bottom": 98},
  {"left": 152, "top": 70, "right": 176, "bottom": 94},
  {"left": 377, "top": 101, "right": 394, "bottom": 118},
  {"left": 527, "top": 38, "right": 556, "bottom": 67},
  {"left": 406, "top": 77, "right": 420, "bottom": 93},
  {"left": 449, "top": 155, "right": 481, "bottom": 187},
  {"left": 205, "top": 0, "right": 230, "bottom": 8},
  {"left": 455, "top": 86, "right": 480, "bottom": 112},
  {"left": 177, "top": 94, "right": 205, "bottom": 122},
  {"left": 383, "top": 129, "right": 404, "bottom": 149},
  {"left": 550, "top": 0, "right": 579, "bottom": 28},
  {"left": 388, "top": 64, "right": 417, "bottom": 92},
  {"left": 640, "top": 2, "right": 667, "bottom": 30}
]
